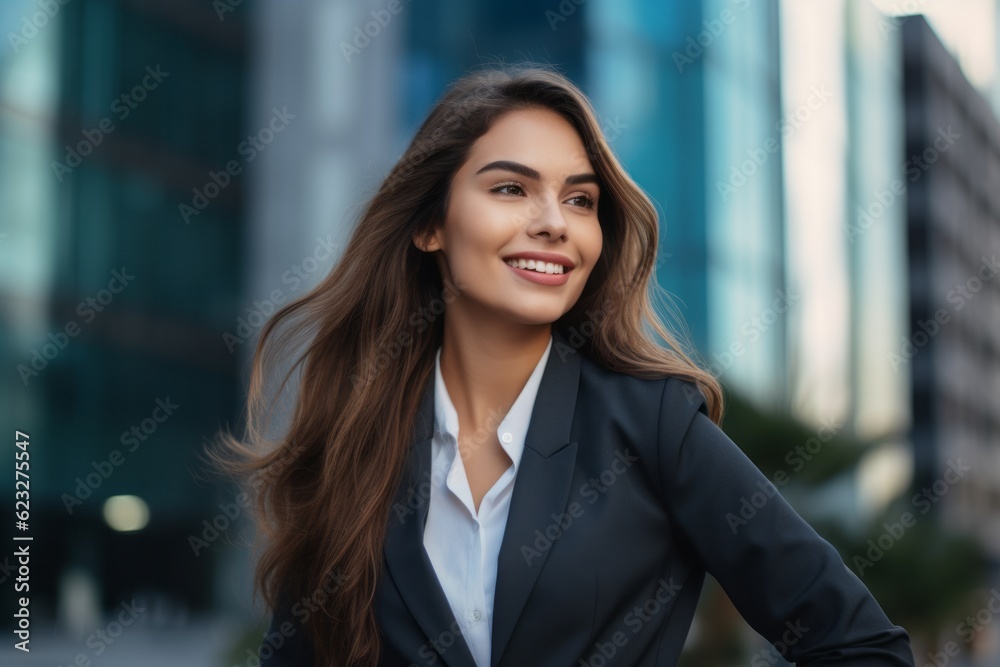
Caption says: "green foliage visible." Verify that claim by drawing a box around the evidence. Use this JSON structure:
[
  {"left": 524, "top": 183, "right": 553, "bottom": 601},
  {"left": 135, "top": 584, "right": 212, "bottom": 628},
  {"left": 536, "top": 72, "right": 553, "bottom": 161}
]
[
  {"left": 721, "top": 392, "right": 868, "bottom": 485},
  {"left": 816, "top": 504, "right": 985, "bottom": 638}
]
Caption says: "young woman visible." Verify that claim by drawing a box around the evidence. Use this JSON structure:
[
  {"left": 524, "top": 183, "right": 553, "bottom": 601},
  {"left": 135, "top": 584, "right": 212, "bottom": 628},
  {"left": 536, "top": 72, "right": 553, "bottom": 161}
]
[{"left": 214, "top": 65, "right": 915, "bottom": 666}]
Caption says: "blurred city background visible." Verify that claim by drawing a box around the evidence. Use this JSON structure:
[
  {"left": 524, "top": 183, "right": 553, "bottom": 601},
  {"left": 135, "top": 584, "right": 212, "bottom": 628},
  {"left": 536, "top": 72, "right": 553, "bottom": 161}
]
[{"left": 0, "top": 0, "right": 998, "bottom": 665}]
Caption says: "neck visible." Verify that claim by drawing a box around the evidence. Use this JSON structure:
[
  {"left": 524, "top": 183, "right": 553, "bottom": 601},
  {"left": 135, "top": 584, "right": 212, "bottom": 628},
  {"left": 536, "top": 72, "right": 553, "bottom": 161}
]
[{"left": 438, "top": 318, "right": 551, "bottom": 441}]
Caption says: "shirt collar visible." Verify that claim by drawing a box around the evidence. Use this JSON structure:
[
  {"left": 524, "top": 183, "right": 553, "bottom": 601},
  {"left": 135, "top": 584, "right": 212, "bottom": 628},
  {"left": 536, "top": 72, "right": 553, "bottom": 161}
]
[{"left": 433, "top": 333, "right": 554, "bottom": 473}]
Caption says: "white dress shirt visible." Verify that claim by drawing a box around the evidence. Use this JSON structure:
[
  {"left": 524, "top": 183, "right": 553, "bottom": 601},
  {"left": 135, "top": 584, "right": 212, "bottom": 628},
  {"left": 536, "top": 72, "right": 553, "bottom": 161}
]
[{"left": 422, "top": 334, "right": 553, "bottom": 667}]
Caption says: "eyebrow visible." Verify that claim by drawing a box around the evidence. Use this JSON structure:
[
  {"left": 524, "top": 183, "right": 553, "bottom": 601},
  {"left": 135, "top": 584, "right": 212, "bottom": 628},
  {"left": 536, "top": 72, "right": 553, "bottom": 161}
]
[{"left": 474, "top": 160, "right": 600, "bottom": 187}]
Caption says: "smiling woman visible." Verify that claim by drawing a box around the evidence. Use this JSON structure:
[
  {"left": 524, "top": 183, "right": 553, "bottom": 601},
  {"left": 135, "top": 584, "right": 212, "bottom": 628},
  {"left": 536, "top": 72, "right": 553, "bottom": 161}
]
[
  {"left": 208, "top": 63, "right": 915, "bottom": 667},
  {"left": 411, "top": 108, "right": 603, "bottom": 328}
]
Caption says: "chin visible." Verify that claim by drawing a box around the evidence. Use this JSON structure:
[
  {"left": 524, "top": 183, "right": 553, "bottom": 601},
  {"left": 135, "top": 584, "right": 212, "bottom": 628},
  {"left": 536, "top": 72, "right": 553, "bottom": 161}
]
[{"left": 504, "top": 306, "right": 570, "bottom": 327}]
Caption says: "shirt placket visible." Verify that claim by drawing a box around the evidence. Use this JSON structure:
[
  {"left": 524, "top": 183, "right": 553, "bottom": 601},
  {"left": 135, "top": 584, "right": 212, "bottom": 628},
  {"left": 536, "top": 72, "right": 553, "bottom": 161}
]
[
  {"left": 445, "top": 440, "right": 490, "bottom": 665},
  {"left": 466, "top": 509, "right": 489, "bottom": 665}
]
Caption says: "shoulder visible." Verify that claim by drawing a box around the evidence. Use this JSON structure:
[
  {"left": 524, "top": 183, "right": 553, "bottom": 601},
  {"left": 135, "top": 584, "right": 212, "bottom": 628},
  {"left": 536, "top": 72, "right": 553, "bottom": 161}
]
[
  {"left": 576, "top": 353, "right": 709, "bottom": 424},
  {"left": 575, "top": 354, "right": 713, "bottom": 459},
  {"left": 573, "top": 355, "right": 728, "bottom": 507}
]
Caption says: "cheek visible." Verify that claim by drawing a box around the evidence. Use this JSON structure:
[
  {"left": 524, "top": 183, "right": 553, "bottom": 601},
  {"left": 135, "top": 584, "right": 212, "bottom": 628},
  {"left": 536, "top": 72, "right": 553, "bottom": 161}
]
[
  {"left": 448, "top": 197, "right": 511, "bottom": 250},
  {"left": 583, "top": 222, "right": 604, "bottom": 266}
]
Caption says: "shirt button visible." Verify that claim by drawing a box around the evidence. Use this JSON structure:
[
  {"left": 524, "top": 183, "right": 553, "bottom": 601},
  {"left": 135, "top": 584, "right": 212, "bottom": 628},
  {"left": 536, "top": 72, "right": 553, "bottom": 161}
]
[
  {"left": 472, "top": 522, "right": 480, "bottom": 533},
  {"left": 472, "top": 609, "right": 482, "bottom": 621},
  {"left": 501, "top": 432, "right": 513, "bottom": 444}
]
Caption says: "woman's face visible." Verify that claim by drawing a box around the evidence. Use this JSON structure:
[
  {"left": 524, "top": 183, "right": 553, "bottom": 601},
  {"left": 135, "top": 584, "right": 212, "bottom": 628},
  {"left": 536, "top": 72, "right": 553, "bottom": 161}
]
[{"left": 416, "top": 107, "right": 604, "bottom": 329}]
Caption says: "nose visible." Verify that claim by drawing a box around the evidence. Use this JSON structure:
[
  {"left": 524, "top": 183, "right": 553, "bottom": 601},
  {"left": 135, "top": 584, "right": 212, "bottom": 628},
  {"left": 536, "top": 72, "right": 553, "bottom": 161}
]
[{"left": 525, "top": 190, "right": 569, "bottom": 240}]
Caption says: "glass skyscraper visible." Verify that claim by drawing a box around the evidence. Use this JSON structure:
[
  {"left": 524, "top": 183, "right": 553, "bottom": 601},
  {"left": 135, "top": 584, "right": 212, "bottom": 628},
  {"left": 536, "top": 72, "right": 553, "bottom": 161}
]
[{"left": 1, "top": 0, "right": 250, "bottom": 627}]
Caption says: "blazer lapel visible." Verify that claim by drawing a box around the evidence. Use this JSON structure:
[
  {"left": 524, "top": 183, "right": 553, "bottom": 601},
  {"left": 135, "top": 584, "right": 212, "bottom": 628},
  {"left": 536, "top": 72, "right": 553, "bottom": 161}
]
[
  {"left": 383, "top": 371, "right": 479, "bottom": 667},
  {"left": 382, "top": 329, "right": 582, "bottom": 667},
  {"left": 490, "top": 329, "right": 581, "bottom": 667}
]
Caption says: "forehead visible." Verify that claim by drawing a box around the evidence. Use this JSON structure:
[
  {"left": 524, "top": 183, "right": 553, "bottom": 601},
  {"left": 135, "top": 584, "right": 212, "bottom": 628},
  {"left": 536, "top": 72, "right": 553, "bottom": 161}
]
[{"left": 464, "top": 107, "right": 594, "bottom": 174}]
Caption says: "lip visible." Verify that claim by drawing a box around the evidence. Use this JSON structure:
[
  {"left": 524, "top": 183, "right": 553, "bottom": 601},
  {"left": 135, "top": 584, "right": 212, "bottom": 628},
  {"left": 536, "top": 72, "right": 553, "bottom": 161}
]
[
  {"left": 500, "top": 251, "right": 576, "bottom": 270},
  {"left": 503, "top": 258, "right": 571, "bottom": 286}
]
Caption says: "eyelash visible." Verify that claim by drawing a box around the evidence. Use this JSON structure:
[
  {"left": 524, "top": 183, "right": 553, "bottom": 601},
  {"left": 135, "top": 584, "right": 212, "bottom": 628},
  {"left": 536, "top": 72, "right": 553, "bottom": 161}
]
[{"left": 489, "top": 181, "right": 597, "bottom": 210}]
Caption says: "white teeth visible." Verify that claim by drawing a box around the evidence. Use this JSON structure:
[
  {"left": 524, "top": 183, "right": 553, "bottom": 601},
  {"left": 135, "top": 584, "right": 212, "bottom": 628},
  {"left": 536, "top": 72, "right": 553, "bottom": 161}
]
[{"left": 505, "top": 258, "right": 566, "bottom": 274}]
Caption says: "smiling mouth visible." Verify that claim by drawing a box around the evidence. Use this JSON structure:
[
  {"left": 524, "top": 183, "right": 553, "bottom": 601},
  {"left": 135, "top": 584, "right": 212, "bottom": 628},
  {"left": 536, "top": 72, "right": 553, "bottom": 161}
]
[{"left": 503, "top": 258, "right": 570, "bottom": 275}]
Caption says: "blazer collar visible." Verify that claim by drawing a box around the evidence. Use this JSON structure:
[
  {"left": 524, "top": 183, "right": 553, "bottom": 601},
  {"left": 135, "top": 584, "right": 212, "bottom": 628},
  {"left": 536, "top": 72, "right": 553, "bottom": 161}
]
[{"left": 384, "top": 327, "right": 582, "bottom": 667}]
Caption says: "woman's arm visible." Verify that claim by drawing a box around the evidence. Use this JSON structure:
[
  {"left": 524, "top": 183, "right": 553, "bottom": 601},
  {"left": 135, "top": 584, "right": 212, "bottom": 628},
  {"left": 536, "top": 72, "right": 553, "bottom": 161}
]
[{"left": 657, "top": 378, "right": 915, "bottom": 665}]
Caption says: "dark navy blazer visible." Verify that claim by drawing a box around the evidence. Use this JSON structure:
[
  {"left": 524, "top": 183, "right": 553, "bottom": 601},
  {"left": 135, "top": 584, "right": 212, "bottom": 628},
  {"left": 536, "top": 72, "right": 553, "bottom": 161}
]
[{"left": 259, "top": 327, "right": 914, "bottom": 666}]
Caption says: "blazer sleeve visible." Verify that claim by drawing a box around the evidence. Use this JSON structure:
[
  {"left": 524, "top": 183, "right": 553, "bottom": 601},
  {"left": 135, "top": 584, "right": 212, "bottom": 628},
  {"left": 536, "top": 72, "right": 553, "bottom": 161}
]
[{"left": 657, "top": 379, "right": 915, "bottom": 665}]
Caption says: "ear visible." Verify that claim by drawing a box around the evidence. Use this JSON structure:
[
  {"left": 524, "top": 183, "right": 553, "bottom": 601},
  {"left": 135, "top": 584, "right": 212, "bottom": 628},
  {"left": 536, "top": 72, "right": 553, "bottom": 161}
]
[{"left": 412, "top": 227, "right": 442, "bottom": 253}]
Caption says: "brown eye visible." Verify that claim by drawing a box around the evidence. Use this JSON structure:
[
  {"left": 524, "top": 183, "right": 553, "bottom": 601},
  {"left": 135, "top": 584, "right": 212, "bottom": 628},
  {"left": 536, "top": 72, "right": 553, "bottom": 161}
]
[
  {"left": 567, "top": 194, "right": 596, "bottom": 210},
  {"left": 490, "top": 182, "right": 524, "bottom": 196}
]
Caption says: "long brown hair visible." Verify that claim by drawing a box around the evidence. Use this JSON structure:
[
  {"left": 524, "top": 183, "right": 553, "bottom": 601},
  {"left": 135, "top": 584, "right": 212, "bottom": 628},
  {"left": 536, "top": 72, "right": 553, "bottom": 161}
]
[{"left": 209, "top": 62, "right": 723, "bottom": 666}]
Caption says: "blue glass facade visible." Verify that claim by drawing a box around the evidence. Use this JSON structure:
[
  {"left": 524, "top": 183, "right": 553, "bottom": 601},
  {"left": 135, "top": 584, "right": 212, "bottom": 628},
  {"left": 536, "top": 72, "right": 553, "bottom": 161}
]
[
  {"left": 0, "top": 0, "right": 250, "bottom": 620},
  {"left": 588, "top": 0, "right": 711, "bottom": 358}
]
